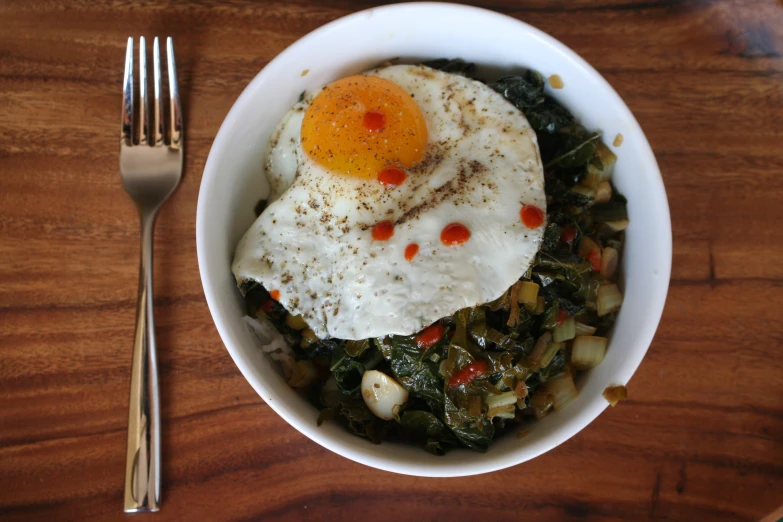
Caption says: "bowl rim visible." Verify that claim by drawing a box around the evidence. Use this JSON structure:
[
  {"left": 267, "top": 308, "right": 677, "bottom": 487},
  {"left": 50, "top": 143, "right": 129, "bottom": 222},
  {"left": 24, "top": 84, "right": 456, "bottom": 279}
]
[{"left": 196, "top": 1, "right": 672, "bottom": 476}]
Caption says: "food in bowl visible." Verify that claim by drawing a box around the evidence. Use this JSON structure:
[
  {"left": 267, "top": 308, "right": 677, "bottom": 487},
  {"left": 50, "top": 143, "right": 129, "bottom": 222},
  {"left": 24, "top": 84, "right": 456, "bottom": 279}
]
[{"left": 231, "top": 59, "right": 628, "bottom": 454}]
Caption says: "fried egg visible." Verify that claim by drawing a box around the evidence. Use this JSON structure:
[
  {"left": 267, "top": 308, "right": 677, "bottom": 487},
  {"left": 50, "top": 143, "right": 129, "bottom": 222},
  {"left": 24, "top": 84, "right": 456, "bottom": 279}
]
[{"left": 232, "top": 64, "right": 546, "bottom": 340}]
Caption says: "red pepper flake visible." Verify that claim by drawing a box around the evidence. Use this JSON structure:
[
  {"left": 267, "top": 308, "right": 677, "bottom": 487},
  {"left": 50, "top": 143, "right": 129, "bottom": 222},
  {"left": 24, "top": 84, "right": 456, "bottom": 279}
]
[
  {"left": 415, "top": 323, "right": 445, "bottom": 349},
  {"left": 520, "top": 205, "right": 545, "bottom": 229},
  {"left": 560, "top": 224, "right": 576, "bottom": 244},
  {"left": 448, "top": 360, "right": 488, "bottom": 388},
  {"left": 371, "top": 220, "right": 395, "bottom": 241},
  {"left": 557, "top": 309, "right": 570, "bottom": 326},
  {"left": 261, "top": 300, "right": 274, "bottom": 314},
  {"left": 362, "top": 110, "right": 386, "bottom": 133},
  {"left": 587, "top": 249, "right": 602, "bottom": 272}
]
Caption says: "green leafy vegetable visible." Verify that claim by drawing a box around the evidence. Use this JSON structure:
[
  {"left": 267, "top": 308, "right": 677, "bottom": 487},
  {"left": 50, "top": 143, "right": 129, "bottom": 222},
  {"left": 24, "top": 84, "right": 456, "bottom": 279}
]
[
  {"left": 525, "top": 97, "right": 575, "bottom": 133},
  {"left": 383, "top": 336, "right": 445, "bottom": 406},
  {"left": 329, "top": 345, "right": 365, "bottom": 394},
  {"left": 545, "top": 128, "right": 602, "bottom": 169},
  {"left": 398, "top": 410, "right": 457, "bottom": 455},
  {"left": 489, "top": 71, "right": 546, "bottom": 110},
  {"left": 421, "top": 58, "right": 476, "bottom": 77}
]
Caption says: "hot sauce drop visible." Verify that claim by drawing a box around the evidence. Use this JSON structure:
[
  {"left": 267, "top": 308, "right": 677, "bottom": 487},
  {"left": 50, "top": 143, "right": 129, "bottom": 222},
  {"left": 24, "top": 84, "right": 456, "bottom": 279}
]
[
  {"left": 378, "top": 167, "right": 407, "bottom": 187},
  {"left": 520, "top": 205, "right": 545, "bottom": 229},
  {"left": 363, "top": 110, "right": 386, "bottom": 133},
  {"left": 440, "top": 223, "right": 471, "bottom": 246},
  {"left": 404, "top": 243, "right": 419, "bottom": 261},
  {"left": 371, "top": 220, "right": 395, "bottom": 241}
]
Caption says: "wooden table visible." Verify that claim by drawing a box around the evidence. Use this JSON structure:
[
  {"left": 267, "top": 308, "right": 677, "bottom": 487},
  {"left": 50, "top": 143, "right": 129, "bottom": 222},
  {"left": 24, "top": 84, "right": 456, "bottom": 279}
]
[{"left": 2, "top": 1, "right": 782, "bottom": 520}]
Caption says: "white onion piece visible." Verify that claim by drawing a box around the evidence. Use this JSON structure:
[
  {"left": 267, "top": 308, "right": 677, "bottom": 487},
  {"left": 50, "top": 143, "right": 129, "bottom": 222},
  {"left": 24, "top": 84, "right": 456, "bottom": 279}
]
[{"left": 360, "top": 370, "right": 409, "bottom": 420}]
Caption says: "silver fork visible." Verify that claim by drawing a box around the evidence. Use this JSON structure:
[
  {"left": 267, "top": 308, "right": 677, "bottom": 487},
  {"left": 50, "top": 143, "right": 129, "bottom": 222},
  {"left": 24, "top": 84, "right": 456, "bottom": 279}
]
[{"left": 120, "top": 36, "right": 183, "bottom": 513}]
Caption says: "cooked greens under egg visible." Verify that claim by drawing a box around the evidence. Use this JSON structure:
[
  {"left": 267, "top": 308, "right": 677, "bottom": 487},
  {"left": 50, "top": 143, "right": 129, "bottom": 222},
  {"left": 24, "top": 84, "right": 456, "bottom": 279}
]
[{"left": 240, "top": 60, "right": 627, "bottom": 454}]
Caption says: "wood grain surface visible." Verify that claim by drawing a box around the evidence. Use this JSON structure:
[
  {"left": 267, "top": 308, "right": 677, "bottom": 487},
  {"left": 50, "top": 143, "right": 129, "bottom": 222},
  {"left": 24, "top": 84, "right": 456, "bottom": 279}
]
[{"left": 1, "top": 0, "right": 782, "bottom": 520}]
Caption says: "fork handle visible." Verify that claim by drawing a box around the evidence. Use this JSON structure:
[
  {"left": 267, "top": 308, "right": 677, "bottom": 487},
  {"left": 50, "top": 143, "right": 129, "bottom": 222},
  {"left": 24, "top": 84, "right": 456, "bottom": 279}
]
[{"left": 124, "top": 210, "right": 161, "bottom": 513}]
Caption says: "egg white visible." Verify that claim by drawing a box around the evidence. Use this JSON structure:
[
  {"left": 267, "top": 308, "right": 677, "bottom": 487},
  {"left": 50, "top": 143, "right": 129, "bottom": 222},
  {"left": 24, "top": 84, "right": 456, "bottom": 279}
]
[{"left": 233, "top": 64, "right": 546, "bottom": 340}]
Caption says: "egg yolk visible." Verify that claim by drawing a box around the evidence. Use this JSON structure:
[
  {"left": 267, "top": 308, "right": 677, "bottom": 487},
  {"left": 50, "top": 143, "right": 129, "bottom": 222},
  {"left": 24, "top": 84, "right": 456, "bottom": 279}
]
[{"left": 301, "top": 75, "right": 428, "bottom": 179}]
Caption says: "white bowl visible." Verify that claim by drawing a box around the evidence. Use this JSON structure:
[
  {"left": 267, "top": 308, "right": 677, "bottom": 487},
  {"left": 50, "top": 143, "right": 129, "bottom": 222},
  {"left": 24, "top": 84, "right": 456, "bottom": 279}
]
[{"left": 196, "top": 2, "right": 671, "bottom": 476}]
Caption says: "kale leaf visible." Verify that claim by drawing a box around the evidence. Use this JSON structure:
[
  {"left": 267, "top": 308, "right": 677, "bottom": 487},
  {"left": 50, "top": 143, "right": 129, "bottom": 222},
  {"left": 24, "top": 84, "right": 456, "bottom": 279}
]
[
  {"left": 545, "top": 127, "right": 602, "bottom": 169},
  {"left": 488, "top": 71, "right": 546, "bottom": 110},
  {"left": 421, "top": 58, "right": 476, "bottom": 77},
  {"left": 525, "top": 97, "right": 574, "bottom": 133},
  {"left": 383, "top": 336, "right": 446, "bottom": 406},
  {"left": 330, "top": 345, "right": 365, "bottom": 394},
  {"left": 398, "top": 410, "right": 458, "bottom": 455}
]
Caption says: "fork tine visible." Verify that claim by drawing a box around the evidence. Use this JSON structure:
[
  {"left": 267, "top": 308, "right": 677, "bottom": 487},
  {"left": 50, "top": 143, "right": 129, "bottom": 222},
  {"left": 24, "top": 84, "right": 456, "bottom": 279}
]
[
  {"left": 139, "top": 37, "right": 148, "bottom": 145},
  {"left": 152, "top": 37, "right": 163, "bottom": 146},
  {"left": 121, "top": 37, "right": 134, "bottom": 146},
  {"left": 166, "top": 38, "right": 182, "bottom": 149}
]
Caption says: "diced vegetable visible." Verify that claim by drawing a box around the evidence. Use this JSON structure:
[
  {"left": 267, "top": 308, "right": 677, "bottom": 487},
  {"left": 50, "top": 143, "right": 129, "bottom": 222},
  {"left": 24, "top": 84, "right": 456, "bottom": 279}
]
[
  {"left": 603, "top": 385, "right": 628, "bottom": 407},
  {"left": 574, "top": 321, "right": 598, "bottom": 336},
  {"left": 579, "top": 236, "right": 600, "bottom": 260},
  {"left": 604, "top": 219, "right": 629, "bottom": 232},
  {"left": 468, "top": 395, "right": 482, "bottom": 417},
  {"left": 529, "top": 390, "right": 554, "bottom": 419},
  {"left": 529, "top": 331, "right": 553, "bottom": 364},
  {"left": 593, "top": 142, "right": 617, "bottom": 175},
  {"left": 287, "top": 359, "right": 317, "bottom": 388},
  {"left": 553, "top": 317, "right": 576, "bottom": 342},
  {"left": 514, "top": 380, "right": 528, "bottom": 399},
  {"left": 540, "top": 341, "right": 563, "bottom": 368},
  {"left": 583, "top": 167, "right": 602, "bottom": 189},
  {"left": 584, "top": 143, "right": 616, "bottom": 188},
  {"left": 587, "top": 249, "right": 602, "bottom": 272},
  {"left": 485, "top": 390, "right": 518, "bottom": 409},
  {"left": 545, "top": 373, "right": 578, "bottom": 411},
  {"left": 487, "top": 404, "right": 516, "bottom": 420},
  {"left": 506, "top": 281, "right": 522, "bottom": 327},
  {"left": 597, "top": 284, "right": 623, "bottom": 316},
  {"left": 595, "top": 181, "right": 612, "bottom": 203},
  {"left": 517, "top": 281, "right": 539, "bottom": 307},
  {"left": 300, "top": 328, "right": 318, "bottom": 348},
  {"left": 285, "top": 313, "right": 308, "bottom": 331},
  {"left": 535, "top": 296, "right": 546, "bottom": 315},
  {"left": 415, "top": 323, "right": 445, "bottom": 349},
  {"left": 570, "top": 183, "right": 594, "bottom": 199},
  {"left": 448, "top": 359, "right": 488, "bottom": 388},
  {"left": 560, "top": 224, "right": 577, "bottom": 244},
  {"left": 600, "top": 247, "right": 619, "bottom": 279},
  {"left": 571, "top": 335, "right": 608, "bottom": 370}
]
